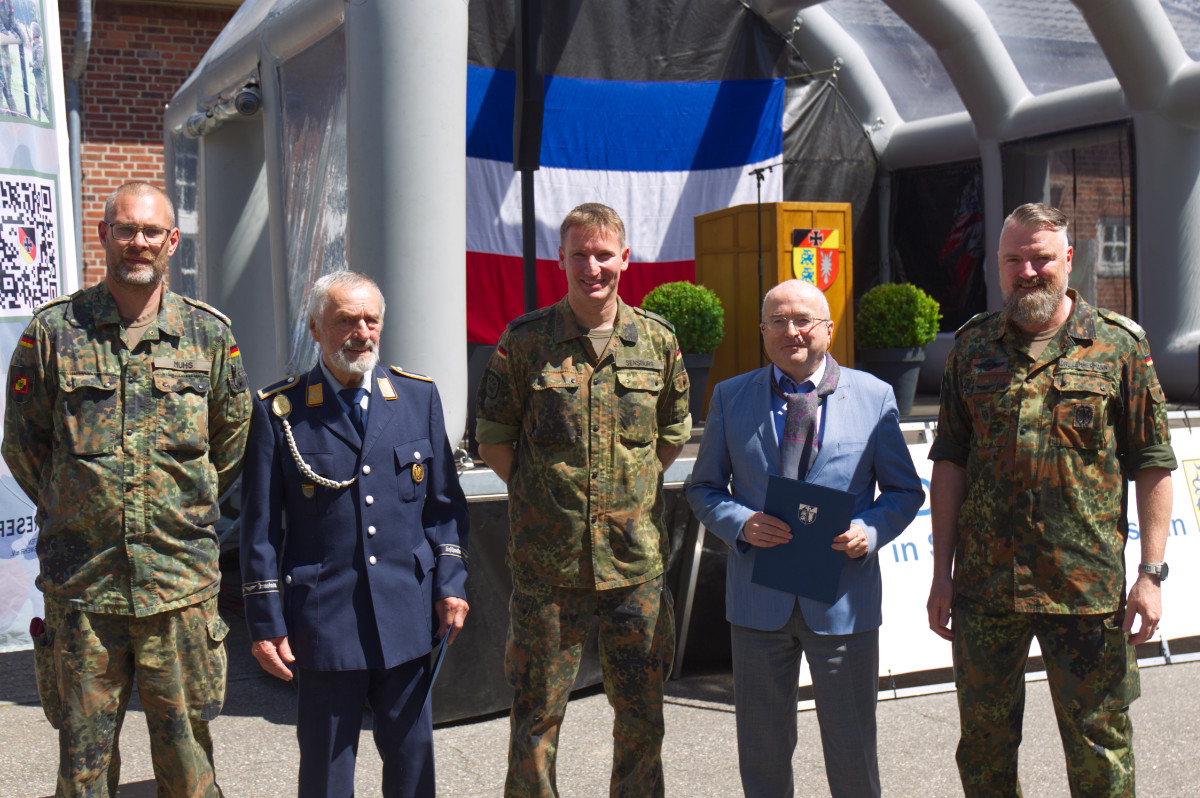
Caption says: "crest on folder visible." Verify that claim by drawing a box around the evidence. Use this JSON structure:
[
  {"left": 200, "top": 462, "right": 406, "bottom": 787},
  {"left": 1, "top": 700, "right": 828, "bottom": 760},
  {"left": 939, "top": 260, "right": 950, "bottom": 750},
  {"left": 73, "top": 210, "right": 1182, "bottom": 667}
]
[{"left": 792, "top": 228, "right": 840, "bottom": 291}]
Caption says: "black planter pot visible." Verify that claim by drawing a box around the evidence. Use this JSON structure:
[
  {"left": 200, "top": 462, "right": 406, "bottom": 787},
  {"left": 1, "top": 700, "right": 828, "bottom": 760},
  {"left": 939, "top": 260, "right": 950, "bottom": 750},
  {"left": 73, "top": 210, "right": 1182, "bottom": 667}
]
[
  {"left": 682, "top": 352, "right": 714, "bottom": 422},
  {"left": 855, "top": 347, "right": 925, "bottom": 415}
]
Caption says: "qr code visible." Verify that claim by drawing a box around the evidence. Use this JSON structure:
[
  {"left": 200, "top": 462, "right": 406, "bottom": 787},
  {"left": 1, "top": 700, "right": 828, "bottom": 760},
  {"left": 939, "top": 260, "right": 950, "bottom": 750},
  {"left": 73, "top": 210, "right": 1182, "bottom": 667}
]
[{"left": 0, "top": 175, "right": 61, "bottom": 316}]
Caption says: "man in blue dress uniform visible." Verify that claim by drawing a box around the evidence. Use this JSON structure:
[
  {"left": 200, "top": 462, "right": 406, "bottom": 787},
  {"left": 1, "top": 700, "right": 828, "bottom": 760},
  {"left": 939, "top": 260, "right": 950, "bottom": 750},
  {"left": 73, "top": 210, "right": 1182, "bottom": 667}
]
[{"left": 240, "top": 270, "right": 469, "bottom": 797}]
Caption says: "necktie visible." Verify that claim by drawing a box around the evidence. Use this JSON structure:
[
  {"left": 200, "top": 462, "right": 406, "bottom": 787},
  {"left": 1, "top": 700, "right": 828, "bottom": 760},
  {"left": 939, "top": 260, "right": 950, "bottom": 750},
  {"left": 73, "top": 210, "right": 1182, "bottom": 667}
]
[
  {"left": 776, "top": 356, "right": 840, "bottom": 479},
  {"left": 339, "top": 387, "right": 366, "bottom": 438}
]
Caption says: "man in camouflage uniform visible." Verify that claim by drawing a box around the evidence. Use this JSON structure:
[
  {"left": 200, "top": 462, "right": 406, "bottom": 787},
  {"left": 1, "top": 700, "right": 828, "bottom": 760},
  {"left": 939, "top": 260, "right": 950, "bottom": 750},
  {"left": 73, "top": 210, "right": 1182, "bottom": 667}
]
[
  {"left": 927, "top": 203, "right": 1176, "bottom": 797},
  {"left": 476, "top": 203, "right": 691, "bottom": 797},
  {"left": 0, "top": 0, "right": 23, "bottom": 115},
  {"left": 29, "top": 19, "right": 46, "bottom": 120},
  {"left": 3, "top": 181, "right": 252, "bottom": 797}
]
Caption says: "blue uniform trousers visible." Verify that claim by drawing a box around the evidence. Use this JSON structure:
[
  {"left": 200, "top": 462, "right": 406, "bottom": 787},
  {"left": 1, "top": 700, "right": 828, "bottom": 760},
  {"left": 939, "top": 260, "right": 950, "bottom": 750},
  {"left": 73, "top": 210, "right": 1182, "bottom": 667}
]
[{"left": 296, "top": 658, "right": 434, "bottom": 798}]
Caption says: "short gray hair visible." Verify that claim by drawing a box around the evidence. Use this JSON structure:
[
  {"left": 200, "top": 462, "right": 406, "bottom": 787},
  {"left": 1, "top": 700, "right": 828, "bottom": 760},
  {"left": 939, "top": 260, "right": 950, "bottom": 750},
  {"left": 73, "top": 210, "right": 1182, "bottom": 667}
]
[
  {"left": 104, "top": 181, "right": 176, "bottom": 228},
  {"left": 307, "top": 270, "right": 385, "bottom": 327}
]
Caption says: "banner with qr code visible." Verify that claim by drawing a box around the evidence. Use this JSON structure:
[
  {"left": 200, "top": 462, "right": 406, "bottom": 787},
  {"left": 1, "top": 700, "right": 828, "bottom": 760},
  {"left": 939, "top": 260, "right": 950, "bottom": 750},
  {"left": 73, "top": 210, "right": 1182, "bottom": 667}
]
[
  {"left": 0, "top": 173, "right": 62, "bottom": 315},
  {"left": 1, "top": 0, "right": 77, "bottom": 652}
]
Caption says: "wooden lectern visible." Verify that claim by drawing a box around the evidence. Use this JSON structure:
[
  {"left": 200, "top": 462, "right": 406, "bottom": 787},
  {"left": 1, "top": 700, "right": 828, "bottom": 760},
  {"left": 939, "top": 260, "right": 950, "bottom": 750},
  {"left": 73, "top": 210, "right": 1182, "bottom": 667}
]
[{"left": 693, "top": 202, "right": 854, "bottom": 415}]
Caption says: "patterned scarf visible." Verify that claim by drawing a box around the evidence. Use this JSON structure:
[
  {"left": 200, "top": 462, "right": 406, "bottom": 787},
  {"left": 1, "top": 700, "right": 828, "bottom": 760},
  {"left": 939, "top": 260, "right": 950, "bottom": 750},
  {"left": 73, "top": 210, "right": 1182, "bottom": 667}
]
[{"left": 773, "top": 354, "right": 840, "bottom": 479}]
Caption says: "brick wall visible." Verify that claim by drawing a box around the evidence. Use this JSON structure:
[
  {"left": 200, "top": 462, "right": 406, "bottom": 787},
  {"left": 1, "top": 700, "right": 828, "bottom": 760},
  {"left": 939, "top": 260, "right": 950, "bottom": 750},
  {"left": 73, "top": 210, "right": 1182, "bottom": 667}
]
[
  {"left": 1049, "top": 141, "right": 1135, "bottom": 318},
  {"left": 58, "top": 1, "right": 234, "bottom": 286}
]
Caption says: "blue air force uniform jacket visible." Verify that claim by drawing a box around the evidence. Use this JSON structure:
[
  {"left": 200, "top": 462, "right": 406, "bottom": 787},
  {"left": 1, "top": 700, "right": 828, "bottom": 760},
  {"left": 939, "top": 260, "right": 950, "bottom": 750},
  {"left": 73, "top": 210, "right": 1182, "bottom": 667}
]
[{"left": 239, "top": 363, "right": 469, "bottom": 671}]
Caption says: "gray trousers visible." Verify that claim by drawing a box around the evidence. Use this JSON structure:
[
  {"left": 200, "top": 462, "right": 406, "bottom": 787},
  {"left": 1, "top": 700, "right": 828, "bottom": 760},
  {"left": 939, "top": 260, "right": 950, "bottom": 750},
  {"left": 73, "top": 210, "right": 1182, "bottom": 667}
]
[{"left": 731, "top": 605, "right": 881, "bottom": 798}]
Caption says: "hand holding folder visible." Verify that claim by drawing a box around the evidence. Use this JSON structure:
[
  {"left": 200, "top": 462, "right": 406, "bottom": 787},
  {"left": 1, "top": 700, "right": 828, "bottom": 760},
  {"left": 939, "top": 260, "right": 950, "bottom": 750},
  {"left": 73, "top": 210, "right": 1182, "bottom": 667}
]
[{"left": 750, "top": 474, "right": 856, "bottom": 604}]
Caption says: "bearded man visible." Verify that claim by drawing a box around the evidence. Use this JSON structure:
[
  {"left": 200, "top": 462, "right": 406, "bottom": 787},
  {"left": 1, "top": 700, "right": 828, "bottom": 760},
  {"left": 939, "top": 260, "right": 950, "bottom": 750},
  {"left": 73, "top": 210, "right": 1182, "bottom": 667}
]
[
  {"left": 927, "top": 203, "right": 1176, "bottom": 797},
  {"left": 240, "top": 270, "right": 470, "bottom": 798},
  {"left": 3, "top": 181, "right": 251, "bottom": 796}
]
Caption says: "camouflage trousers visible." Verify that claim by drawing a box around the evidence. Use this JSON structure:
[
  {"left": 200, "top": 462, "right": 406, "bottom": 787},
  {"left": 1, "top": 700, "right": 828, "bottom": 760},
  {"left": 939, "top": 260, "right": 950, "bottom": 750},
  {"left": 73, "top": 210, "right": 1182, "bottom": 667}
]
[
  {"left": 505, "top": 575, "right": 674, "bottom": 798},
  {"left": 952, "top": 596, "right": 1140, "bottom": 798},
  {"left": 41, "top": 595, "right": 229, "bottom": 798}
]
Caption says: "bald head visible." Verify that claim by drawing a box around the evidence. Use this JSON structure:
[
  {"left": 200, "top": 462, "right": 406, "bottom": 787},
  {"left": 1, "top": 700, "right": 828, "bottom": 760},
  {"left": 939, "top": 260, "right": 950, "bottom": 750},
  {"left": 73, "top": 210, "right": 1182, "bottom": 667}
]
[
  {"left": 760, "top": 279, "right": 834, "bottom": 383},
  {"left": 762, "top": 279, "right": 830, "bottom": 323}
]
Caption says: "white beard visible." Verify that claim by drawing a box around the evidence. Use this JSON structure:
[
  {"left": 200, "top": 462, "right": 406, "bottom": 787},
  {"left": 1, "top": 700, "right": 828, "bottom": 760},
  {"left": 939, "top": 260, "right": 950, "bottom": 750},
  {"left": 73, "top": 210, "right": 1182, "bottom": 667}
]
[{"left": 330, "top": 341, "right": 379, "bottom": 376}]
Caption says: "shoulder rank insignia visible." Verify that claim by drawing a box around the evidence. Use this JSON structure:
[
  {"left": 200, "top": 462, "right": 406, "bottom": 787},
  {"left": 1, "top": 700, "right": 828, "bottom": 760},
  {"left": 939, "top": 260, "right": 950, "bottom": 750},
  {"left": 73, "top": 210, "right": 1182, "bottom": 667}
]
[
  {"left": 178, "top": 294, "right": 231, "bottom": 326},
  {"left": 508, "top": 305, "right": 553, "bottom": 330},
  {"left": 33, "top": 294, "right": 72, "bottom": 315},
  {"left": 256, "top": 375, "right": 299, "bottom": 401},
  {"left": 1096, "top": 306, "right": 1146, "bottom": 339},
  {"left": 955, "top": 311, "right": 994, "bottom": 338},
  {"left": 635, "top": 305, "right": 674, "bottom": 331},
  {"left": 389, "top": 365, "right": 433, "bottom": 383}
]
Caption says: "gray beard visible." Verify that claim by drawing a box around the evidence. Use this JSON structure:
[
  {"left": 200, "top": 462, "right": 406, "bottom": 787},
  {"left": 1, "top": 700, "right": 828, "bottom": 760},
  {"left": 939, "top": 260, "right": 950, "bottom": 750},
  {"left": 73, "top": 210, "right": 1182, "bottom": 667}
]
[
  {"left": 331, "top": 344, "right": 379, "bottom": 376},
  {"left": 114, "top": 265, "right": 160, "bottom": 287},
  {"left": 1004, "top": 284, "right": 1065, "bottom": 327},
  {"left": 110, "top": 253, "right": 168, "bottom": 288}
]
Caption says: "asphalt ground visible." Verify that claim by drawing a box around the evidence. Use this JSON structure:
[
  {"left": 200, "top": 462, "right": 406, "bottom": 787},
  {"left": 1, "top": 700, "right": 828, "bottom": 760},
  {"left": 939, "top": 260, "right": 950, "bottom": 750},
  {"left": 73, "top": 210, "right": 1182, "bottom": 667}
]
[{"left": 0, "top": 605, "right": 1197, "bottom": 798}]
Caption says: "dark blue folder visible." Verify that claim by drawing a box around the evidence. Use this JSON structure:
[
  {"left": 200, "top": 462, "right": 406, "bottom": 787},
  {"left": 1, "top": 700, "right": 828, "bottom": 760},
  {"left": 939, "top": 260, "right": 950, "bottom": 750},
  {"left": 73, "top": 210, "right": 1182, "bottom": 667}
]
[{"left": 750, "top": 474, "right": 855, "bottom": 604}]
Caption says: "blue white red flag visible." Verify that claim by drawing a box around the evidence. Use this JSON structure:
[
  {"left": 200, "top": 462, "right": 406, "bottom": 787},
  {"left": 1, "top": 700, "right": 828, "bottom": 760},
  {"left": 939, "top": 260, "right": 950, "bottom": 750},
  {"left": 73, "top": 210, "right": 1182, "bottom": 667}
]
[{"left": 466, "top": 65, "right": 784, "bottom": 343}]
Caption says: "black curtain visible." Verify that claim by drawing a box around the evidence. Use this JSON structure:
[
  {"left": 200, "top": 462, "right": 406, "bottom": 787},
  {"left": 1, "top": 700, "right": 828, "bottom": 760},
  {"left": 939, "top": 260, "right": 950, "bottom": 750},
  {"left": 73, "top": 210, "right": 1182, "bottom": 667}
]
[{"left": 890, "top": 161, "right": 987, "bottom": 330}]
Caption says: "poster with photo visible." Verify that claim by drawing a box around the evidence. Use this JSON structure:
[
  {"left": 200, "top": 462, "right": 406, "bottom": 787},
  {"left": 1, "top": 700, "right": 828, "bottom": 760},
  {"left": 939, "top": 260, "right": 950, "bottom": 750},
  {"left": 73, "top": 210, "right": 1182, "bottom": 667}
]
[{"left": 0, "top": 0, "right": 51, "bottom": 125}]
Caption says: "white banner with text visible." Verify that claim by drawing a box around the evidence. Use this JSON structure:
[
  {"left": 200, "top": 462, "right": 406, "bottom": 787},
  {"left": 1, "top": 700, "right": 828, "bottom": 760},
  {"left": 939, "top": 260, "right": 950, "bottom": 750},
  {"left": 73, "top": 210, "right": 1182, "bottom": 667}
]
[{"left": 797, "top": 416, "right": 1200, "bottom": 690}]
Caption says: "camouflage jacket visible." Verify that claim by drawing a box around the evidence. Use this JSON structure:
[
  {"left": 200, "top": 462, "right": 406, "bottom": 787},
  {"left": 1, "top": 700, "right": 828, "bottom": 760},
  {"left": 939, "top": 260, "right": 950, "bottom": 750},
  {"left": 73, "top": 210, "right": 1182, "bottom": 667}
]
[
  {"left": 2, "top": 283, "right": 252, "bottom": 616},
  {"left": 476, "top": 297, "right": 691, "bottom": 589},
  {"left": 929, "top": 291, "right": 1176, "bottom": 614}
]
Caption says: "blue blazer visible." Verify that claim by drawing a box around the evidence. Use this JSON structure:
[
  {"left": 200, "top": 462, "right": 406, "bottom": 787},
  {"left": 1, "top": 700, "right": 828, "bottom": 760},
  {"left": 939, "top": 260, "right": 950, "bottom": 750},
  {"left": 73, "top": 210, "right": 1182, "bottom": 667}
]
[
  {"left": 240, "top": 364, "right": 469, "bottom": 671},
  {"left": 686, "top": 365, "right": 923, "bottom": 635}
]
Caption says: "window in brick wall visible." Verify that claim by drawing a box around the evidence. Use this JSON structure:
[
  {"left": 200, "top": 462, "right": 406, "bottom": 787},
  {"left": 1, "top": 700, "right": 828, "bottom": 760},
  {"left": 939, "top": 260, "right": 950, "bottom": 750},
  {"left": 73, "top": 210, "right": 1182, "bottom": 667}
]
[
  {"left": 1097, "top": 217, "right": 1130, "bottom": 278},
  {"left": 1001, "top": 120, "right": 1135, "bottom": 319}
]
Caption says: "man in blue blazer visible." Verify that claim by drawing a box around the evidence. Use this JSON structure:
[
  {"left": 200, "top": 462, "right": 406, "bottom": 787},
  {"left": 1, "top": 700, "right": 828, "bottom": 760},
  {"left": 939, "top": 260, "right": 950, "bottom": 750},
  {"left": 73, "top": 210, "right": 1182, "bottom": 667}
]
[
  {"left": 240, "top": 270, "right": 469, "bottom": 798},
  {"left": 687, "top": 279, "right": 923, "bottom": 798}
]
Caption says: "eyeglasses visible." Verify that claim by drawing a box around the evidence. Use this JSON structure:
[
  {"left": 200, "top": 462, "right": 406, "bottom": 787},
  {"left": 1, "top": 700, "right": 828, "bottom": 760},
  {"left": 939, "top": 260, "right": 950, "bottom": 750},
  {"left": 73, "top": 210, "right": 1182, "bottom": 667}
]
[
  {"left": 105, "top": 222, "right": 172, "bottom": 244},
  {"left": 763, "top": 315, "right": 831, "bottom": 334}
]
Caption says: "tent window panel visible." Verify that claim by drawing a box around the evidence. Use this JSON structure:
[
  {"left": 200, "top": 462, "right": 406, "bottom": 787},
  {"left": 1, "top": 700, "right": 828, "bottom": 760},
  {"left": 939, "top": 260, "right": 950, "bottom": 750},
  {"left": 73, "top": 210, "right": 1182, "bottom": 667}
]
[
  {"left": 888, "top": 161, "right": 987, "bottom": 332},
  {"left": 278, "top": 27, "right": 350, "bottom": 376},
  {"left": 169, "top": 134, "right": 202, "bottom": 300},
  {"left": 1001, "top": 121, "right": 1135, "bottom": 320}
]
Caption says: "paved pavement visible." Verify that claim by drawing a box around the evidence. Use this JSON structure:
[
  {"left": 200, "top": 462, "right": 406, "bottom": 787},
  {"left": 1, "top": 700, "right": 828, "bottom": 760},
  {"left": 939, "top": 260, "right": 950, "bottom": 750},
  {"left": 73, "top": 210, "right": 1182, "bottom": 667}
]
[{"left": 1, "top": 608, "right": 1197, "bottom": 797}]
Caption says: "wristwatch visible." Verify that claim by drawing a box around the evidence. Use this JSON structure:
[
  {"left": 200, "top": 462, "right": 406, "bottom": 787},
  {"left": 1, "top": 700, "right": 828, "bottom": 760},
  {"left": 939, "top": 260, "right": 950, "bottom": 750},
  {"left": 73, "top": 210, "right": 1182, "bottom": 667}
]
[{"left": 1138, "top": 562, "right": 1169, "bottom": 582}]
